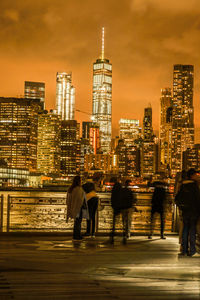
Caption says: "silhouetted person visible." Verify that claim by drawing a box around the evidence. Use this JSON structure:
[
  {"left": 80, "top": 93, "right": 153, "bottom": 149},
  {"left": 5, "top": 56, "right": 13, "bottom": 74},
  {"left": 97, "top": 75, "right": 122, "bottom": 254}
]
[
  {"left": 82, "top": 181, "right": 98, "bottom": 237},
  {"left": 67, "top": 175, "right": 87, "bottom": 240},
  {"left": 174, "top": 170, "right": 187, "bottom": 252},
  {"left": 148, "top": 181, "right": 166, "bottom": 239},
  {"left": 175, "top": 168, "right": 200, "bottom": 256},
  {"left": 110, "top": 178, "right": 123, "bottom": 243},
  {"left": 121, "top": 180, "right": 137, "bottom": 242}
]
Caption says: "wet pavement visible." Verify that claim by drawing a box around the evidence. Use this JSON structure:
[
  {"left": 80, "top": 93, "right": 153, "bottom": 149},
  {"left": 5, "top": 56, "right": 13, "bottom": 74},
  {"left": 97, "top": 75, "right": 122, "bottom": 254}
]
[{"left": 0, "top": 234, "right": 199, "bottom": 299}]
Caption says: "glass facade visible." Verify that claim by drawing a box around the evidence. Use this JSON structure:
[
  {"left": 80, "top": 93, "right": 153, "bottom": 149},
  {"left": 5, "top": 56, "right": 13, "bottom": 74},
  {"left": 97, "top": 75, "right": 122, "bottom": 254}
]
[
  {"left": 92, "top": 58, "right": 112, "bottom": 153},
  {"left": 0, "top": 167, "right": 29, "bottom": 187},
  {"left": 56, "top": 73, "right": 75, "bottom": 121},
  {"left": 159, "top": 88, "right": 172, "bottom": 167},
  {"left": 60, "top": 120, "right": 79, "bottom": 176},
  {"left": 171, "top": 65, "right": 194, "bottom": 175},
  {"left": 0, "top": 97, "right": 42, "bottom": 172},
  {"left": 119, "top": 118, "right": 141, "bottom": 147},
  {"left": 37, "top": 111, "right": 61, "bottom": 176},
  {"left": 24, "top": 81, "right": 45, "bottom": 109}
]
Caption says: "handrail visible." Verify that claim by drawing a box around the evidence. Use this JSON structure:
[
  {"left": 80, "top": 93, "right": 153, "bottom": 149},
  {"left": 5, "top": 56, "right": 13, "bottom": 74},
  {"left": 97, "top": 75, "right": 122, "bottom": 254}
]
[
  {"left": 5, "top": 192, "right": 175, "bottom": 233},
  {"left": 0, "top": 195, "right": 3, "bottom": 232}
]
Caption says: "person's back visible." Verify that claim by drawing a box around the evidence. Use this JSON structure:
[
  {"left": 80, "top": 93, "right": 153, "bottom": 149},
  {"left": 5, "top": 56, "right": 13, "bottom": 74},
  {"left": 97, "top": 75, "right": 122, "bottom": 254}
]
[
  {"left": 151, "top": 185, "right": 166, "bottom": 212},
  {"left": 111, "top": 182, "right": 123, "bottom": 211},
  {"left": 175, "top": 168, "right": 200, "bottom": 256},
  {"left": 121, "top": 186, "right": 136, "bottom": 209},
  {"left": 175, "top": 179, "right": 200, "bottom": 218}
]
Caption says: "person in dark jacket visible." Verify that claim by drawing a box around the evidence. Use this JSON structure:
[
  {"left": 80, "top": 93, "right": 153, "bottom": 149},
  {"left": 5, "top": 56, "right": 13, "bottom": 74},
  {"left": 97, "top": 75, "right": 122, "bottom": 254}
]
[
  {"left": 148, "top": 181, "right": 166, "bottom": 239},
  {"left": 110, "top": 178, "right": 123, "bottom": 243},
  {"left": 175, "top": 168, "right": 200, "bottom": 257},
  {"left": 121, "top": 180, "right": 137, "bottom": 243},
  {"left": 82, "top": 181, "right": 98, "bottom": 237}
]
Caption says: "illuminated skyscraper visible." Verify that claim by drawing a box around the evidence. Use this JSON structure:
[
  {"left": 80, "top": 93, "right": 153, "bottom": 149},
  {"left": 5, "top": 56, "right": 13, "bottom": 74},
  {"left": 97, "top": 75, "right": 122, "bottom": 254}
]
[
  {"left": 92, "top": 28, "right": 112, "bottom": 153},
  {"left": 24, "top": 81, "right": 45, "bottom": 108},
  {"left": 37, "top": 110, "right": 61, "bottom": 176},
  {"left": 89, "top": 124, "right": 100, "bottom": 154},
  {"left": 0, "top": 97, "right": 42, "bottom": 172},
  {"left": 141, "top": 106, "right": 155, "bottom": 177},
  {"left": 60, "top": 120, "right": 80, "bottom": 176},
  {"left": 119, "top": 118, "right": 141, "bottom": 147},
  {"left": 159, "top": 88, "right": 172, "bottom": 167},
  {"left": 171, "top": 65, "right": 194, "bottom": 175},
  {"left": 82, "top": 121, "right": 92, "bottom": 139},
  {"left": 56, "top": 72, "right": 75, "bottom": 121},
  {"left": 143, "top": 106, "right": 153, "bottom": 141}
]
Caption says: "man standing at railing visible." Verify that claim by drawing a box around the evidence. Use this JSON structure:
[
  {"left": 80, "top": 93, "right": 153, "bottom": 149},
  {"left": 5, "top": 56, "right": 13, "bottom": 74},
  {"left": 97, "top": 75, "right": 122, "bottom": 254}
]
[
  {"left": 110, "top": 177, "right": 123, "bottom": 244},
  {"left": 148, "top": 181, "right": 167, "bottom": 240},
  {"left": 121, "top": 180, "right": 137, "bottom": 242}
]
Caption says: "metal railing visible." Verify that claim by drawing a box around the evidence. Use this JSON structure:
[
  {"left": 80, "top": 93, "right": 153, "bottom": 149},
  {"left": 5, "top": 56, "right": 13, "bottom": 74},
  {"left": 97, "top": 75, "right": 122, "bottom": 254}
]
[
  {"left": 5, "top": 192, "right": 175, "bottom": 233},
  {"left": 0, "top": 195, "right": 3, "bottom": 232}
]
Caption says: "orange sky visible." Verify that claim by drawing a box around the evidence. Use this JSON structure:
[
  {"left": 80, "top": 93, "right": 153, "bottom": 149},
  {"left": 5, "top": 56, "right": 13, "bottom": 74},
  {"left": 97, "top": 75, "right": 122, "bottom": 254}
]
[{"left": 0, "top": 0, "right": 200, "bottom": 140}]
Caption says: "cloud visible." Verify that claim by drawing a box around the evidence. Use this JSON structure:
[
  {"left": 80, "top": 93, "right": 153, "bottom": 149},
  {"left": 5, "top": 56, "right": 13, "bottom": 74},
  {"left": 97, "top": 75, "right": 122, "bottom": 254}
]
[
  {"left": 0, "top": 0, "right": 200, "bottom": 137},
  {"left": 131, "top": 0, "right": 200, "bottom": 14},
  {"left": 4, "top": 9, "right": 19, "bottom": 22}
]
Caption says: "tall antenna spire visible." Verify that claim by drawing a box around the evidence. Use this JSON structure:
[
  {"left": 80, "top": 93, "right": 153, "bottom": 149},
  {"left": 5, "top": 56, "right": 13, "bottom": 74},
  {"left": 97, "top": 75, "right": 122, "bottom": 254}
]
[{"left": 101, "top": 27, "right": 104, "bottom": 60}]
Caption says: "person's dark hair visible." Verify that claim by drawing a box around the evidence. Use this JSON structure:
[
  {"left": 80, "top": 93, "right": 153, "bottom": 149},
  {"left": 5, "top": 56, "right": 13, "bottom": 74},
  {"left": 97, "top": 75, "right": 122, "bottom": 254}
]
[
  {"left": 68, "top": 175, "right": 81, "bottom": 193},
  {"left": 187, "top": 168, "right": 197, "bottom": 179}
]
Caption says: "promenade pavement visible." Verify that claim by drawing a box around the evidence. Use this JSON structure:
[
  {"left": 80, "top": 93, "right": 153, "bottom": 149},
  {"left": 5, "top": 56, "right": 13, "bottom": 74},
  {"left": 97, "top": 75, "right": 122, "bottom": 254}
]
[{"left": 0, "top": 234, "right": 199, "bottom": 299}]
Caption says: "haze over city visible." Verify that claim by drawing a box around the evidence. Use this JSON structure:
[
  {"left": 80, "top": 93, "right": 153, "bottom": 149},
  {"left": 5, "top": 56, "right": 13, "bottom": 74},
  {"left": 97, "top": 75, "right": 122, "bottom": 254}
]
[{"left": 1, "top": 0, "right": 200, "bottom": 139}]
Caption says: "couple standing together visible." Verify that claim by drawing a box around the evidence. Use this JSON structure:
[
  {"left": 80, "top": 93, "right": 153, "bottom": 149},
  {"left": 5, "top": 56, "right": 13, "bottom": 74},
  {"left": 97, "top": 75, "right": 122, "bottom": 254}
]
[
  {"left": 111, "top": 178, "right": 137, "bottom": 244},
  {"left": 66, "top": 175, "right": 98, "bottom": 240}
]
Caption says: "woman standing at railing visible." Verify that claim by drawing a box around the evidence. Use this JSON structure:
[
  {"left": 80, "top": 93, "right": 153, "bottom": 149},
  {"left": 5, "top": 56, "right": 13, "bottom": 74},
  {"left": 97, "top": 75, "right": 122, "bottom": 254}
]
[{"left": 66, "top": 175, "right": 88, "bottom": 240}]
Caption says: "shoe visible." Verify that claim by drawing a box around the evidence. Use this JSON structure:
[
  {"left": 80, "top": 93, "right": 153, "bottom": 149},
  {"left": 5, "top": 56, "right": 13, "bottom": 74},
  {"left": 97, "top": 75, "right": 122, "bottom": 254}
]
[
  {"left": 91, "top": 235, "right": 95, "bottom": 238},
  {"left": 161, "top": 235, "right": 166, "bottom": 239},
  {"left": 148, "top": 236, "right": 152, "bottom": 239},
  {"left": 190, "top": 252, "right": 200, "bottom": 257}
]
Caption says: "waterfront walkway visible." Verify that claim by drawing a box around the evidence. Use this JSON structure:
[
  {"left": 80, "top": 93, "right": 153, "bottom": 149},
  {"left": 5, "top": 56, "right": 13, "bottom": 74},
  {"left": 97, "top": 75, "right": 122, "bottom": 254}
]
[{"left": 0, "top": 234, "right": 199, "bottom": 299}]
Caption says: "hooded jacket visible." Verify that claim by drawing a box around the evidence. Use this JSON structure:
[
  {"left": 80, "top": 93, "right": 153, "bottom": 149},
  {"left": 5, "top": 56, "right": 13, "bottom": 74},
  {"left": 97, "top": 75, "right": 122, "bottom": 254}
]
[{"left": 175, "top": 180, "right": 200, "bottom": 218}]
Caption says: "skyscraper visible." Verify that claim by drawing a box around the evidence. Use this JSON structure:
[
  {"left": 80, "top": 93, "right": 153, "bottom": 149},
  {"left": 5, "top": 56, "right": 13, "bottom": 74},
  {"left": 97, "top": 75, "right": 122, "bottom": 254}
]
[
  {"left": 141, "top": 106, "right": 155, "bottom": 177},
  {"left": 92, "top": 28, "right": 112, "bottom": 153},
  {"left": 143, "top": 106, "right": 154, "bottom": 141},
  {"left": 37, "top": 110, "right": 61, "bottom": 176},
  {"left": 24, "top": 81, "right": 45, "bottom": 108},
  {"left": 0, "top": 97, "right": 42, "bottom": 172},
  {"left": 171, "top": 65, "right": 194, "bottom": 175},
  {"left": 60, "top": 120, "right": 79, "bottom": 176},
  {"left": 159, "top": 88, "right": 172, "bottom": 167},
  {"left": 56, "top": 72, "right": 75, "bottom": 121},
  {"left": 119, "top": 118, "right": 141, "bottom": 147}
]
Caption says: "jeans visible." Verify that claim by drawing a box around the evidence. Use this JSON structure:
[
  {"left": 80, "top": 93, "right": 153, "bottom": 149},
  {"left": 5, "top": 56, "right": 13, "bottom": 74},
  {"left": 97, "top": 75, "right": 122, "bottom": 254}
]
[
  {"left": 121, "top": 208, "right": 132, "bottom": 238},
  {"left": 111, "top": 209, "right": 121, "bottom": 240},
  {"left": 182, "top": 215, "right": 198, "bottom": 255},
  {"left": 73, "top": 210, "right": 82, "bottom": 239},
  {"left": 86, "top": 197, "right": 98, "bottom": 235},
  {"left": 150, "top": 209, "right": 164, "bottom": 237}
]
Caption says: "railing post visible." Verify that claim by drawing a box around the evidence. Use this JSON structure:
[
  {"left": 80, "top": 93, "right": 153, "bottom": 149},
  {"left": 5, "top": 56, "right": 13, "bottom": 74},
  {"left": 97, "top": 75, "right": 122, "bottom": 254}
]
[
  {"left": 7, "top": 195, "right": 10, "bottom": 233},
  {"left": 0, "top": 195, "right": 3, "bottom": 232},
  {"left": 96, "top": 200, "right": 99, "bottom": 234}
]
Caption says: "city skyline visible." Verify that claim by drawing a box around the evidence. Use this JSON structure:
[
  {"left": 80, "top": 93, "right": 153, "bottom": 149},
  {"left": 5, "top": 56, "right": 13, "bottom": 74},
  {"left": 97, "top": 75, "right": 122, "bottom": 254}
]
[{"left": 1, "top": 1, "right": 200, "bottom": 140}]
